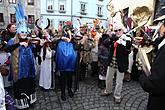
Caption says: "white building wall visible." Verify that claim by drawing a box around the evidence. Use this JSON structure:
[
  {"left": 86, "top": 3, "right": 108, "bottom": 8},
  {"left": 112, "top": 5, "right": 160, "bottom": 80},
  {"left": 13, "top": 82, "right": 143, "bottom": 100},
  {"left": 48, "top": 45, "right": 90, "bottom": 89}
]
[{"left": 40, "top": 0, "right": 109, "bottom": 30}]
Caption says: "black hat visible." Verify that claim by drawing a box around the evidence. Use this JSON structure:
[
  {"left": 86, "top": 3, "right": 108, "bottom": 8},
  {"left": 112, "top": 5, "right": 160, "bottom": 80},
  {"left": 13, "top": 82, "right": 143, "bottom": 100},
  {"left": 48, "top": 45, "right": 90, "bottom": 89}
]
[{"left": 154, "top": 7, "right": 165, "bottom": 22}]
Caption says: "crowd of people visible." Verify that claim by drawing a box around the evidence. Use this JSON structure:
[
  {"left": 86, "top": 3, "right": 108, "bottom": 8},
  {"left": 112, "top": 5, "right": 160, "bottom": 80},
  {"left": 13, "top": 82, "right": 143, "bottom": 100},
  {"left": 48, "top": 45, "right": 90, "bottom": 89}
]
[{"left": 0, "top": 2, "right": 165, "bottom": 110}]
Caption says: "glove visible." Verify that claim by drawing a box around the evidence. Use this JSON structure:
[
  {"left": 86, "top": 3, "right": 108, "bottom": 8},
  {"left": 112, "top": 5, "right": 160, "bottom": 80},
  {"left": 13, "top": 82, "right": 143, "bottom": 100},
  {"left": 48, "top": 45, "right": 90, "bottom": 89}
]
[{"left": 19, "top": 42, "right": 28, "bottom": 47}]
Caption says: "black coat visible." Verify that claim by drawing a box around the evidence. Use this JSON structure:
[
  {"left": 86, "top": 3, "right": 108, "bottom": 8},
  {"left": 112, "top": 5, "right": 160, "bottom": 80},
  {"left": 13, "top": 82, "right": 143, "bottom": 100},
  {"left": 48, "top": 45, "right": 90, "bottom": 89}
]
[
  {"left": 108, "top": 40, "right": 132, "bottom": 73},
  {"left": 139, "top": 44, "right": 165, "bottom": 110}
]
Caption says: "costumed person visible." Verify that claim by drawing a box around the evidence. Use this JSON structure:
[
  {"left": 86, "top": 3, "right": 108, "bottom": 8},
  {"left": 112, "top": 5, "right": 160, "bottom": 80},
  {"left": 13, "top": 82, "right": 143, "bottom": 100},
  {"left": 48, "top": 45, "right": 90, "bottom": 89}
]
[
  {"left": 0, "top": 38, "right": 12, "bottom": 93},
  {"left": 30, "top": 29, "right": 42, "bottom": 66},
  {"left": 0, "top": 37, "right": 7, "bottom": 110},
  {"left": 2, "top": 23, "right": 16, "bottom": 42},
  {"left": 73, "top": 23, "right": 95, "bottom": 91},
  {"left": 77, "top": 23, "right": 94, "bottom": 80},
  {"left": 0, "top": 69, "right": 6, "bottom": 110},
  {"left": 90, "top": 18, "right": 102, "bottom": 77},
  {"left": 139, "top": 19, "right": 165, "bottom": 110},
  {"left": 101, "top": 16, "right": 132, "bottom": 104},
  {"left": 4, "top": 2, "right": 37, "bottom": 109},
  {"left": 0, "top": 36, "right": 16, "bottom": 110},
  {"left": 72, "top": 23, "right": 86, "bottom": 92},
  {"left": 34, "top": 17, "right": 51, "bottom": 65},
  {"left": 98, "top": 33, "right": 109, "bottom": 89},
  {"left": 55, "top": 21, "right": 76, "bottom": 101},
  {"left": 39, "top": 29, "right": 54, "bottom": 90}
]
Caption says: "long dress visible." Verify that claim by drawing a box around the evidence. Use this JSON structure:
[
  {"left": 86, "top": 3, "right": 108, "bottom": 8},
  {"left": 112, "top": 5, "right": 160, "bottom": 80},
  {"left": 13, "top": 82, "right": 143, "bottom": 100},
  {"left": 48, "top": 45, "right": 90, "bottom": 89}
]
[
  {"left": 39, "top": 47, "right": 52, "bottom": 89},
  {"left": 6, "top": 38, "right": 36, "bottom": 109}
]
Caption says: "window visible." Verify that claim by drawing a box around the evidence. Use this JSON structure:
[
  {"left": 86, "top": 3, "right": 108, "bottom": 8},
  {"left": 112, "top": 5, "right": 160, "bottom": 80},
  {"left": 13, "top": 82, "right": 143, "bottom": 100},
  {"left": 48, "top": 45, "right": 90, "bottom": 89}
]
[
  {"left": 97, "top": 5, "right": 103, "bottom": 16},
  {"left": 60, "top": 5, "right": 64, "bottom": 11},
  {"left": 28, "top": 0, "right": 34, "bottom": 5},
  {"left": 47, "top": 0, "right": 54, "bottom": 12},
  {"left": 10, "top": 14, "right": 16, "bottom": 23},
  {"left": 59, "top": 0, "right": 66, "bottom": 13},
  {"left": 0, "top": 13, "right": 4, "bottom": 22},
  {"left": 28, "top": 15, "right": 35, "bottom": 24},
  {"left": 80, "top": 2, "right": 87, "bottom": 14},
  {"left": 9, "top": 0, "right": 16, "bottom": 4}
]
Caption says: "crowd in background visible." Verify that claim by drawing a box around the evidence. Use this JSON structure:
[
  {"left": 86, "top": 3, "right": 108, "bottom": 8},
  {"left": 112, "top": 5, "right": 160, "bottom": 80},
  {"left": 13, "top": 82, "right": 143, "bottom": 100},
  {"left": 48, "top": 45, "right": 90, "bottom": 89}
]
[{"left": 0, "top": 12, "right": 164, "bottom": 110}]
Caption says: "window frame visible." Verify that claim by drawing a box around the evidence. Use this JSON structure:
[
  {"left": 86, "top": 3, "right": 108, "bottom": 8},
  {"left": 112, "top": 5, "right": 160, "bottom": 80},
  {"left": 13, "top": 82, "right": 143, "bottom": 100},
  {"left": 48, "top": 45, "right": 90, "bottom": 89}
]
[
  {"left": 58, "top": 0, "right": 66, "bottom": 13},
  {"left": 28, "top": 15, "right": 35, "bottom": 24},
  {"left": 27, "top": 0, "right": 34, "bottom": 5},
  {"left": 97, "top": 5, "right": 103, "bottom": 17},
  {"left": 0, "top": 13, "right": 4, "bottom": 23},
  {"left": 8, "top": 0, "right": 16, "bottom": 4},
  {"left": 80, "top": 2, "right": 87, "bottom": 15},
  {"left": 10, "top": 13, "right": 16, "bottom": 23},
  {"left": 46, "top": 0, "right": 54, "bottom": 12}
]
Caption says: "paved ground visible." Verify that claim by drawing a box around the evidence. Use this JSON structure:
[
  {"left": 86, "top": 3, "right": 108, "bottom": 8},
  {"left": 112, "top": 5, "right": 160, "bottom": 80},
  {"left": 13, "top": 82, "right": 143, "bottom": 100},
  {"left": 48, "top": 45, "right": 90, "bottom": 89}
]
[{"left": 29, "top": 75, "right": 148, "bottom": 110}]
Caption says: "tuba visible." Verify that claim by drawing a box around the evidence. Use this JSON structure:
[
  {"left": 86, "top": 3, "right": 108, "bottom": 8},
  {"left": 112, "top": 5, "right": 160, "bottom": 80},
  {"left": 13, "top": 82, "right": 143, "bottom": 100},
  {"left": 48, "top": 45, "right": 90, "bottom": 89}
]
[{"left": 131, "top": 6, "right": 153, "bottom": 76}]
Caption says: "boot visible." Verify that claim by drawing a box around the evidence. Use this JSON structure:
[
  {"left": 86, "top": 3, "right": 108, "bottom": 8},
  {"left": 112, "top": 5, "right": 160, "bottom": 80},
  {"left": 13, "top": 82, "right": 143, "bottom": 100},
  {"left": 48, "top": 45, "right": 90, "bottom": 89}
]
[
  {"left": 61, "top": 93, "right": 66, "bottom": 101},
  {"left": 68, "top": 89, "right": 74, "bottom": 98},
  {"left": 124, "top": 72, "right": 131, "bottom": 82}
]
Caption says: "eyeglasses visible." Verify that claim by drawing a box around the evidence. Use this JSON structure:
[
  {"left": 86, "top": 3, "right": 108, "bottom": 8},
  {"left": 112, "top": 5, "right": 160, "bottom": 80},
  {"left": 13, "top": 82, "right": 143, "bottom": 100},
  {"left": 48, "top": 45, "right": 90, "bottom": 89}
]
[{"left": 114, "top": 29, "right": 122, "bottom": 32}]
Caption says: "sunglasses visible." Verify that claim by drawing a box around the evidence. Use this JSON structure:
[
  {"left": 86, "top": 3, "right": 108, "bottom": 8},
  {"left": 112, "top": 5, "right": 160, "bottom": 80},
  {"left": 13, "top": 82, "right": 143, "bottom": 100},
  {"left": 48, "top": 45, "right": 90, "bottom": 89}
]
[{"left": 114, "top": 29, "right": 122, "bottom": 32}]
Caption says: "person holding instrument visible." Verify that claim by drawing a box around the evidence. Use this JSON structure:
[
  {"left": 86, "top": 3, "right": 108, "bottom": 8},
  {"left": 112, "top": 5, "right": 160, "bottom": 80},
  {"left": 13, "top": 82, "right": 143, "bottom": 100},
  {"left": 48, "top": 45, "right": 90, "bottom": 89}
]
[
  {"left": 139, "top": 19, "right": 165, "bottom": 110},
  {"left": 55, "top": 21, "right": 76, "bottom": 101},
  {"left": 3, "top": 2, "right": 38, "bottom": 109}
]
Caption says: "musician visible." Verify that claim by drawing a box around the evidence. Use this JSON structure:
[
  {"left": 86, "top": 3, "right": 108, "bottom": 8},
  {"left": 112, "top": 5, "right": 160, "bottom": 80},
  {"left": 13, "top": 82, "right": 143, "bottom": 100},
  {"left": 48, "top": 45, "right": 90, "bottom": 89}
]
[
  {"left": 3, "top": 3, "right": 37, "bottom": 109},
  {"left": 101, "top": 23, "right": 132, "bottom": 104},
  {"left": 39, "top": 29, "right": 54, "bottom": 90},
  {"left": 55, "top": 21, "right": 76, "bottom": 101},
  {"left": 139, "top": 20, "right": 165, "bottom": 110},
  {"left": 90, "top": 25, "right": 102, "bottom": 77}
]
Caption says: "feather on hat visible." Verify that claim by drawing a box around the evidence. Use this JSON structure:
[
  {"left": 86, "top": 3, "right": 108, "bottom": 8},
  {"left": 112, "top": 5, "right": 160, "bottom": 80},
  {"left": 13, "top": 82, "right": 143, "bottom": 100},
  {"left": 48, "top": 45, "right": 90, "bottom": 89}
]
[{"left": 15, "top": 1, "right": 28, "bottom": 35}]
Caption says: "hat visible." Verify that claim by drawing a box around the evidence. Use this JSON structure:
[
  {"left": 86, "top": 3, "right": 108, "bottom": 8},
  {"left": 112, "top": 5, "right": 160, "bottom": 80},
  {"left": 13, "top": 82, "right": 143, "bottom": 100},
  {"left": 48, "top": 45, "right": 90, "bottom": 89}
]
[
  {"left": 15, "top": 2, "right": 28, "bottom": 35},
  {"left": 154, "top": 8, "right": 165, "bottom": 22},
  {"left": 135, "top": 36, "right": 143, "bottom": 40}
]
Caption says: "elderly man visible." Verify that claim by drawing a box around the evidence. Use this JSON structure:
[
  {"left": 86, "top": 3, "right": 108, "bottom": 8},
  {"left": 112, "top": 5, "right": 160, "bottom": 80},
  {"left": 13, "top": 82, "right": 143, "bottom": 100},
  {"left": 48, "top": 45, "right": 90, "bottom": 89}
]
[{"left": 101, "top": 23, "right": 132, "bottom": 104}]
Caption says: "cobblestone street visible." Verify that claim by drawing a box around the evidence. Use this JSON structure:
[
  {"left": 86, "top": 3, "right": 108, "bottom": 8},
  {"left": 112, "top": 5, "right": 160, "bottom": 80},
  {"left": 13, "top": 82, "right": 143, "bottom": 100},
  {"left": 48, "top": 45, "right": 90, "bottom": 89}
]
[{"left": 29, "top": 75, "right": 148, "bottom": 110}]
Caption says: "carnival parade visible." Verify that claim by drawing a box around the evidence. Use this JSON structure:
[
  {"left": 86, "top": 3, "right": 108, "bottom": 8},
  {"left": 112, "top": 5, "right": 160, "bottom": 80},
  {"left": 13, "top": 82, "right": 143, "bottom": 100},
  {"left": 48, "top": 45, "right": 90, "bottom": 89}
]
[{"left": 0, "top": 0, "right": 165, "bottom": 110}]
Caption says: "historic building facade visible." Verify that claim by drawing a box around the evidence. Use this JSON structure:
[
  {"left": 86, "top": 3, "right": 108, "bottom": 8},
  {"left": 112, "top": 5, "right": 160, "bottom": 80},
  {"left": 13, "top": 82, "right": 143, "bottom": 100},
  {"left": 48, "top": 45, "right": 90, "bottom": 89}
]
[
  {"left": 0, "top": 0, "right": 40, "bottom": 30},
  {"left": 40, "top": 0, "right": 109, "bottom": 29}
]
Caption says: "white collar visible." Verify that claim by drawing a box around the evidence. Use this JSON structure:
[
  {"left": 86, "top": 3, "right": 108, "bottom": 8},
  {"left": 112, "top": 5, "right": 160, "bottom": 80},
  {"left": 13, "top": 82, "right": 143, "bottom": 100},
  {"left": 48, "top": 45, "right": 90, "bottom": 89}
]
[{"left": 158, "top": 38, "right": 165, "bottom": 49}]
